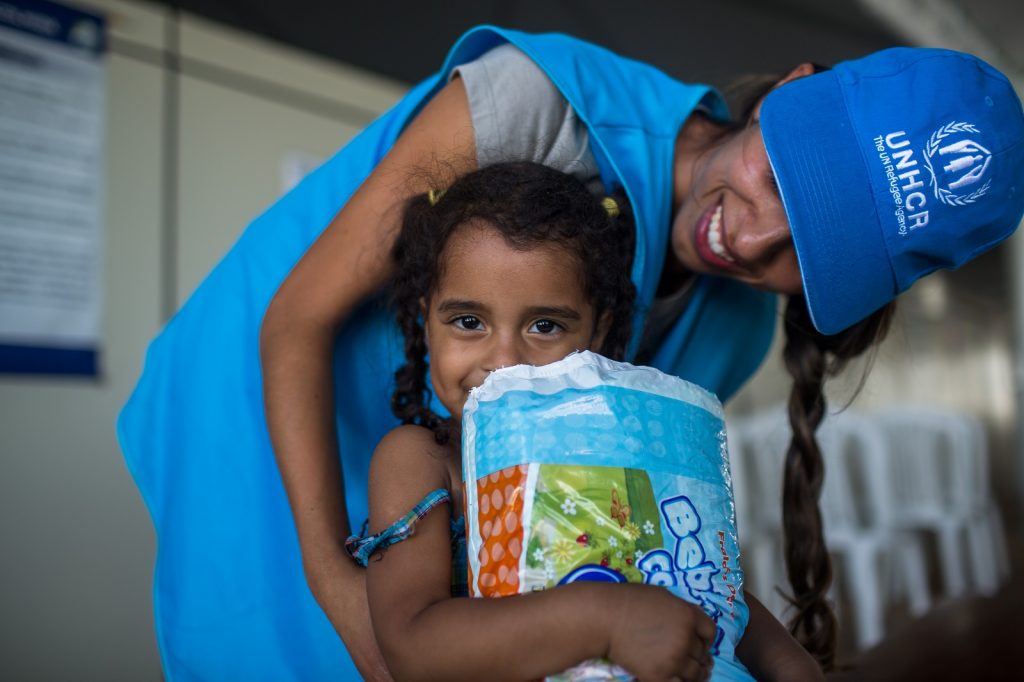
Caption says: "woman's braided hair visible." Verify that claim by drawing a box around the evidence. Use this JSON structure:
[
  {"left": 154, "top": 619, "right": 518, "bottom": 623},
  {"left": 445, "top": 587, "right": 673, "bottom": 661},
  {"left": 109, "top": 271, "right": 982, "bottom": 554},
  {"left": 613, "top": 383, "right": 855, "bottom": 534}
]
[
  {"left": 389, "top": 161, "right": 636, "bottom": 441},
  {"left": 727, "top": 69, "right": 897, "bottom": 669},
  {"left": 780, "top": 297, "right": 894, "bottom": 668}
]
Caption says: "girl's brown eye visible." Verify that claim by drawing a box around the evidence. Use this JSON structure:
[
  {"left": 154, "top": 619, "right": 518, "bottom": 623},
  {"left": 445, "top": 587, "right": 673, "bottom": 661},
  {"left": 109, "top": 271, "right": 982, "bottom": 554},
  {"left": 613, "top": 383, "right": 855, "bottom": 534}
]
[
  {"left": 530, "top": 319, "right": 560, "bottom": 334},
  {"left": 453, "top": 315, "right": 482, "bottom": 331}
]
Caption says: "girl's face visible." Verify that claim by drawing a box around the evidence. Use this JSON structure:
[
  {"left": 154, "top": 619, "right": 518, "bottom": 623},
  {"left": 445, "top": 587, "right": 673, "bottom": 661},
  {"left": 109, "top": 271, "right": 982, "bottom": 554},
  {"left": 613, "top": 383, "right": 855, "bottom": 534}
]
[
  {"left": 670, "top": 123, "right": 802, "bottom": 295},
  {"left": 424, "top": 222, "right": 604, "bottom": 420}
]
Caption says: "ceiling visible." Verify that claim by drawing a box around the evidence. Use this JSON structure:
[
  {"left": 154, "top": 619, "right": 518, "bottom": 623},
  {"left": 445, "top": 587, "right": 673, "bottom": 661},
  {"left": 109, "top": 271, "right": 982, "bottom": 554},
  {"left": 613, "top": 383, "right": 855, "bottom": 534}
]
[
  {"left": 153, "top": 0, "right": 908, "bottom": 89},
  {"left": 151, "top": 0, "right": 1023, "bottom": 90}
]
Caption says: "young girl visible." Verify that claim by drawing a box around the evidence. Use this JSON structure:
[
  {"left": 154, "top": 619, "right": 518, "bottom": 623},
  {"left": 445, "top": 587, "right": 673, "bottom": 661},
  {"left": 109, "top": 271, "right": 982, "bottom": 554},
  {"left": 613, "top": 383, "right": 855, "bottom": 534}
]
[{"left": 347, "top": 161, "right": 822, "bottom": 682}]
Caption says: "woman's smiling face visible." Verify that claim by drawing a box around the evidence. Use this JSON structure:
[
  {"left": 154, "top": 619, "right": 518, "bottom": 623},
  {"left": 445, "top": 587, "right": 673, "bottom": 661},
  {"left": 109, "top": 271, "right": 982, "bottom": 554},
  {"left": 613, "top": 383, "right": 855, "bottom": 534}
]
[
  {"left": 670, "top": 123, "right": 803, "bottom": 295},
  {"left": 423, "top": 222, "right": 605, "bottom": 420},
  {"left": 669, "top": 64, "right": 817, "bottom": 296}
]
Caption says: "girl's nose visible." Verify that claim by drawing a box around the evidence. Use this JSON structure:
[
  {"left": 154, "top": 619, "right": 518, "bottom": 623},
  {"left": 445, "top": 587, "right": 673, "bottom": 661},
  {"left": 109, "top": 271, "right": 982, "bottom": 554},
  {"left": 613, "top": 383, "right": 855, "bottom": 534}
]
[{"left": 483, "top": 334, "right": 525, "bottom": 372}]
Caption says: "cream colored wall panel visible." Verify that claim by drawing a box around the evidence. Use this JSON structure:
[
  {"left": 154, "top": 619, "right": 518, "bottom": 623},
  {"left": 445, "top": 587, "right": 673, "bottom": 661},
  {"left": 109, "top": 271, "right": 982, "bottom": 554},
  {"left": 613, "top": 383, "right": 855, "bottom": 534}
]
[
  {"left": 175, "top": 74, "right": 370, "bottom": 307},
  {"left": 0, "top": 53, "right": 163, "bottom": 679},
  {"left": 71, "top": 0, "right": 169, "bottom": 49},
  {"left": 180, "top": 12, "right": 406, "bottom": 114}
]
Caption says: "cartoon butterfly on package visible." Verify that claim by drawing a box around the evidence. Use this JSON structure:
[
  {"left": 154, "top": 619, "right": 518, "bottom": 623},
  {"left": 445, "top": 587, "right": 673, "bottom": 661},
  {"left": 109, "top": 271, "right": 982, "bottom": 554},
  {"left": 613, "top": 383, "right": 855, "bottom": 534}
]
[{"left": 462, "top": 351, "right": 756, "bottom": 682}]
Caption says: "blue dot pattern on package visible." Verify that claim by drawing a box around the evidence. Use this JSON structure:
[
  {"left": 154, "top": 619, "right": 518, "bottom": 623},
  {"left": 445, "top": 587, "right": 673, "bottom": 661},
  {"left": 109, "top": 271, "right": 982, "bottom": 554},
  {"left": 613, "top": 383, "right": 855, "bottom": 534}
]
[{"left": 471, "top": 386, "right": 728, "bottom": 484}]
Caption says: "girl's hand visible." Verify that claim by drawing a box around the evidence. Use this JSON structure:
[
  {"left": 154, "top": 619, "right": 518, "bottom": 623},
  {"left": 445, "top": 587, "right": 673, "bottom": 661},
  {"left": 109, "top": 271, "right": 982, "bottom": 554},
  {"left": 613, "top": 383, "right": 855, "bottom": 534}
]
[{"left": 607, "top": 584, "right": 716, "bottom": 682}]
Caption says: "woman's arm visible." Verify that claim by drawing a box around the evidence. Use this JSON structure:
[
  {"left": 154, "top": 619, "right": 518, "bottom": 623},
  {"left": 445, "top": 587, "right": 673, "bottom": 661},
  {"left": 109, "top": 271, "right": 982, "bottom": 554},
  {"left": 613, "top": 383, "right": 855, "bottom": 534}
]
[
  {"left": 366, "top": 427, "right": 717, "bottom": 682},
  {"left": 735, "top": 590, "right": 824, "bottom": 682},
  {"left": 258, "top": 78, "right": 477, "bottom": 676}
]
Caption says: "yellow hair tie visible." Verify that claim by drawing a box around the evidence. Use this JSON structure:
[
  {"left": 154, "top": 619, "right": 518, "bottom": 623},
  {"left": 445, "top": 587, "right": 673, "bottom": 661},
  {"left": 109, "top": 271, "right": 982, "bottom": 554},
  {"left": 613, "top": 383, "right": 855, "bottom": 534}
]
[
  {"left": 427, "top": 189, "right": 446, "bottom": 206},
  {"left": 601, "top": 196, "right": 620, "bottom": 218}
]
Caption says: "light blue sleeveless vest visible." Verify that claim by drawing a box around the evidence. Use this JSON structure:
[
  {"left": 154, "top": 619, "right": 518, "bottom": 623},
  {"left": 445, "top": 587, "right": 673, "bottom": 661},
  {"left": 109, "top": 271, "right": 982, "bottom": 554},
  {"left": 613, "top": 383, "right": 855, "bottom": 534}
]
[{"left": 118, "top": 26, "right": 775, "bottom": 681}]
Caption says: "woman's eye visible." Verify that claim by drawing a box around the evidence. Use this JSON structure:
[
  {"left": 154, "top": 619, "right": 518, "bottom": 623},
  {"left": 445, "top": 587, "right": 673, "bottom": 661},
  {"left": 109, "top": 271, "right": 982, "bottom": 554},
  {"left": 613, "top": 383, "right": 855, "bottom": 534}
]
[
  {"left": 529, "top": 319, "right": 561, "bottom": 335},
  {"left": 767, "top": 169, "right": 781, "bottom": 197},
  {"left": 453, "top": 315, "right": 483, "bottom": 331}
]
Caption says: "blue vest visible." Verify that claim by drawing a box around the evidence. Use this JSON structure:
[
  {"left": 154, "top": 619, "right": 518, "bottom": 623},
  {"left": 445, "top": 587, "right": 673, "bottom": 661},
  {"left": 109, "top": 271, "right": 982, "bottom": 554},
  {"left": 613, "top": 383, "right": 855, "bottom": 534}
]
[{"left": 118, "top": 26, "right": 774, "bottom": 681}]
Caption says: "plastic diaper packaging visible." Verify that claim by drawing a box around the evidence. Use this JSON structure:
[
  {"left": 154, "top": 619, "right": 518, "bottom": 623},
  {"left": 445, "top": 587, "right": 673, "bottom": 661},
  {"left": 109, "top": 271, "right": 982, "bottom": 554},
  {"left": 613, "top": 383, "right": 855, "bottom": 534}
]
[{"left": 462, "top": 351, "right": 754, "bottom": 682}]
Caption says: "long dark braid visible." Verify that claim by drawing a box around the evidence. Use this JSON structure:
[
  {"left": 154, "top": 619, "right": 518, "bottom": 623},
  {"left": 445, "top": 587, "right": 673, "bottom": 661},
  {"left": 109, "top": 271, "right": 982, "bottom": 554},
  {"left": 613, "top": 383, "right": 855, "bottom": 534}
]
[
  {"left": 389, "top": 161, "right": 637, "bottom": 440},
  {"left": 781, "top": 294, "right": 895, "bottom": 668},
  {"left": 722, "top": 64, "right": 901, "bottom": 667}
]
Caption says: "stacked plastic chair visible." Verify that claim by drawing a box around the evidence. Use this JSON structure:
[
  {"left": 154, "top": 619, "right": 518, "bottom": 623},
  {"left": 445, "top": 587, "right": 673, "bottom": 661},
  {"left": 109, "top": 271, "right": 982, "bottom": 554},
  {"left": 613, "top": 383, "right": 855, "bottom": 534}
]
[
  {"left": 727, "top": 412, "right": 791, "bottom": 620},
  {"left": 727, "top": 407, "right": 932, "bottom": 650},
  {"left": 871, "top": 406, "right": 1010, "bottom": 598}
]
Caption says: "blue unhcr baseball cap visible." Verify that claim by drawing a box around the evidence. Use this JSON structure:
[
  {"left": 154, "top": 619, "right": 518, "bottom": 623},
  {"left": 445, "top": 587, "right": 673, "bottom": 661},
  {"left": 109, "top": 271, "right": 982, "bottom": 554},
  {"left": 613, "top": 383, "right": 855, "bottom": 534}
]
[{"left": 761, "top": 48, "right": 1024, "bottom": 335}]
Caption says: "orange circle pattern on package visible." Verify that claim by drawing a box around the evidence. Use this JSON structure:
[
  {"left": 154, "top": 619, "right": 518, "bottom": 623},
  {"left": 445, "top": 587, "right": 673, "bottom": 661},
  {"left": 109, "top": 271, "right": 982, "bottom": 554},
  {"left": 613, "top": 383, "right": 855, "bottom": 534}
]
[{"left": 472, "top": 464, "right": 528, "bottom": 597}]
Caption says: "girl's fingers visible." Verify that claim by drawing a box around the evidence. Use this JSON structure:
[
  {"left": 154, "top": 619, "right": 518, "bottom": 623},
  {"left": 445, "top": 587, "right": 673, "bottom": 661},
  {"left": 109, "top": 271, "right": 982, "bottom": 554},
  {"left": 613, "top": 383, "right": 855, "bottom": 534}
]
[
  {"left": 680, "top": 649, "right": 713, "bottom": 682},
  {"left": 677, "top": 654, "right": 707, "bottom": 682},
  {"left": 687, "top": 634, "right": 712, "bottom": 663},
  {"left": 681, "top": 652, "right": 713, "bottom": 682},
  {"left": 665, "top": 653, "right": 711, "bottom": 682},
  {"left": 694, "top": 616, "right": 716, "bottom": 646},
  {"left": 700, "top": 659, "right": 713, "bottom": 682}
]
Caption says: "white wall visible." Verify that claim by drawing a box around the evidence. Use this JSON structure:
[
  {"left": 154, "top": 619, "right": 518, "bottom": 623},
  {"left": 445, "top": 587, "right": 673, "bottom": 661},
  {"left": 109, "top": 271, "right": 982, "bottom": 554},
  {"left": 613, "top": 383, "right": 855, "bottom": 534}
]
[{"left": 0, "top": 1, "right": 405, "bottom": 678}]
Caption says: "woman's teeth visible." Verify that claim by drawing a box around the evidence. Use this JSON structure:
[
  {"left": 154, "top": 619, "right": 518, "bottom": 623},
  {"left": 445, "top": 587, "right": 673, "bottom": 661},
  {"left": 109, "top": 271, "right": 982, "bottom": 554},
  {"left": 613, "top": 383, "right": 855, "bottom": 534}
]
[{"left": 708, "top": 204, "right": 734, "bottom": 263}]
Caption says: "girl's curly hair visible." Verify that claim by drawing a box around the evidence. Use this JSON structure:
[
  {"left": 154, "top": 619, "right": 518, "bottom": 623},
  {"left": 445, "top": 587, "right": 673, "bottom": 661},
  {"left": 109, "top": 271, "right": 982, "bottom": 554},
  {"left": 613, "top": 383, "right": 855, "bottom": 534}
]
[{"left": 389, "top": 161, "right": 636, "bottom": 440}]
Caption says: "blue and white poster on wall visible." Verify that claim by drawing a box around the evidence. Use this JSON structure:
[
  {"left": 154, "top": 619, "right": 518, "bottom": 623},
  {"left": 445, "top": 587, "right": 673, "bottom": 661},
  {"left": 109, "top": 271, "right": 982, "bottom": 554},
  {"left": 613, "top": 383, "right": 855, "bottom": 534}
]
[{"left": 0, "top": 0, "right": 105, "bottom": 376}]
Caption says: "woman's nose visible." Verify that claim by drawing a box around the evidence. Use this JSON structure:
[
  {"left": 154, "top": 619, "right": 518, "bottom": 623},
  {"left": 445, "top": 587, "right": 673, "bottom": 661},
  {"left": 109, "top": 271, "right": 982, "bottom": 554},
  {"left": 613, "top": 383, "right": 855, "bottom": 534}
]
[{"left": 732, "top": 213, "right": 792, "bottom": 267}]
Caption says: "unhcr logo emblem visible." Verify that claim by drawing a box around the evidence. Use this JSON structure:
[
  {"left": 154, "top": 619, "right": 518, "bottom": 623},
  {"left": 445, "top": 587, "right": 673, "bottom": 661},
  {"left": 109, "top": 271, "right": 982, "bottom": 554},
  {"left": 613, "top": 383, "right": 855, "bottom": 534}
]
[{"left": 923, "top": 121, "right": 992, "bottom": 206}]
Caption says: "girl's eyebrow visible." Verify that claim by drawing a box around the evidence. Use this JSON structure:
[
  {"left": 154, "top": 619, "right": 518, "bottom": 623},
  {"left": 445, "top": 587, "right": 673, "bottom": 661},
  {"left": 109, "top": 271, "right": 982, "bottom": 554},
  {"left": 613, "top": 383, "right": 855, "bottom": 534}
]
[
  {"left": 525, "top": 306, "right": 582, "bottom": 320},
  {"left": 436, "top": 298, "right": 486, "bottom": 313},
  {"left": 435, "top": 300, "right": 582, "bottom": 320}
]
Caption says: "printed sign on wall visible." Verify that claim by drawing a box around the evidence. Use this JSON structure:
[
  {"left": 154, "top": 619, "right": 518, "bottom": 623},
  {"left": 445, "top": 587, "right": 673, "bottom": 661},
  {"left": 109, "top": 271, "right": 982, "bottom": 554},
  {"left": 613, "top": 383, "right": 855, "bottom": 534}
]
[{"left": 0, "top": 0, "right": 105, "bottom": 375}]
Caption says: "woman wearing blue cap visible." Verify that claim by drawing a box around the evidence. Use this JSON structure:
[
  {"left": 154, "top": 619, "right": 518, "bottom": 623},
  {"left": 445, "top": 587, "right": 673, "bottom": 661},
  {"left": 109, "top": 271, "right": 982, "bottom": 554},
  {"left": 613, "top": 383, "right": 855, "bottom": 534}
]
[{"left": 118, "top": 26, "right": 1024, "bottom": 681}]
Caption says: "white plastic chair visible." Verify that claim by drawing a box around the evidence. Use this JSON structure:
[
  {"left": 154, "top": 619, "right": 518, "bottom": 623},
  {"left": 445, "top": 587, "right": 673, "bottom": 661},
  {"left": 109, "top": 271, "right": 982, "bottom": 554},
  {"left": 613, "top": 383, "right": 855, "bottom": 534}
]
[
  {"left": 728, "top": 406, "right": 931, "bottom": 650},
  {"left": 872, "top": 406, "right": 1010, "bottom": 598},
  {"left": 726, "top": 417, "right": 788, "bottom": 618},
  {"left": 727, "top": 411, "right": 792, "bottom": 619},
  {"left": 817, "top": 411, "right": 932, "bottom": 647}
]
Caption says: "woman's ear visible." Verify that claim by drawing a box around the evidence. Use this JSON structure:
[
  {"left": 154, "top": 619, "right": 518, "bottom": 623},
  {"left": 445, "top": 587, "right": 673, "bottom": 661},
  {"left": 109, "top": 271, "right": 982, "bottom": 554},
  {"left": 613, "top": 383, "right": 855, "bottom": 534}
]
[{"left": 751, "top": 62, "right": 817, "bottom": 122}]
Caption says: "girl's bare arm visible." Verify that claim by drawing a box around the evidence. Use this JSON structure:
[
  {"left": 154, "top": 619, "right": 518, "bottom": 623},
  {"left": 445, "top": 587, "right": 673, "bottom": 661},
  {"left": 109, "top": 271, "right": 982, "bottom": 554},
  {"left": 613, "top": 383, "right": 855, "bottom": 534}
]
[
  {"left": 366, "top": 426, "right": 717, "bottom": 682},
  {"left": 735, "top": 590, "right": 824, "bottom": 682},
  {"left": 258, "top": 78, "right": 476, "bottom": 676}
]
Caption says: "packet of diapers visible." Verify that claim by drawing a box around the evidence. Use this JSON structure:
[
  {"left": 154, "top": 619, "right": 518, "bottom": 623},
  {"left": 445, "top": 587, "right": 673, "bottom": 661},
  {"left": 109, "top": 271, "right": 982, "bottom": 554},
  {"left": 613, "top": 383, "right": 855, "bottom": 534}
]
[{"left": 462, "top": 351, "right": 753, "bottom": 682}]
